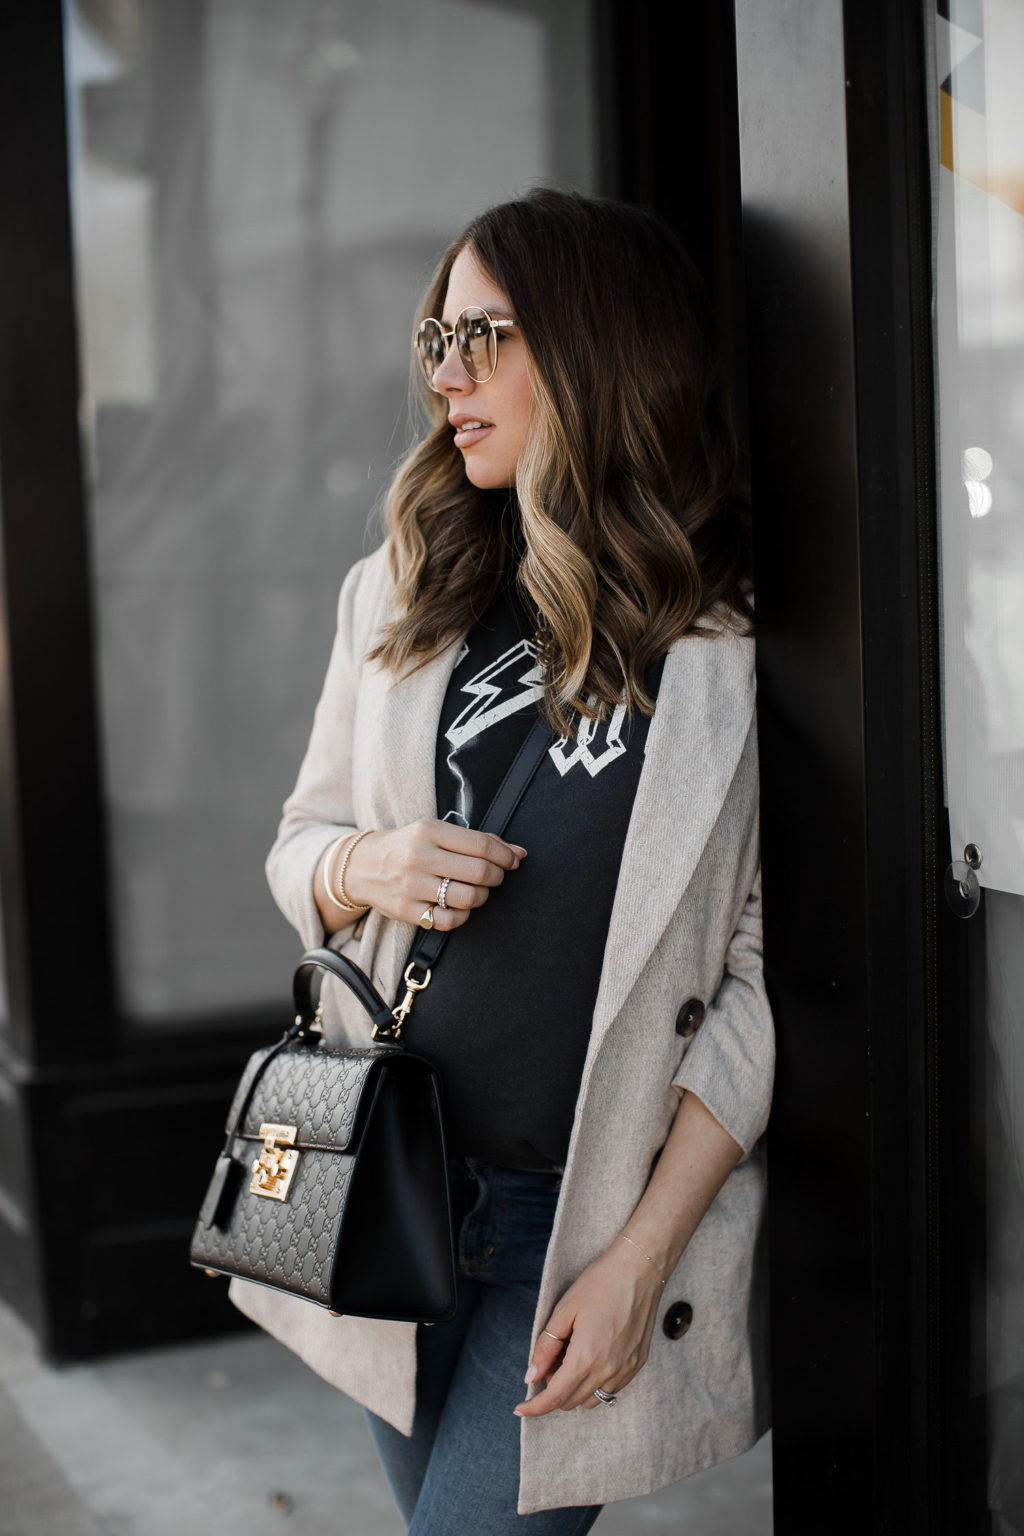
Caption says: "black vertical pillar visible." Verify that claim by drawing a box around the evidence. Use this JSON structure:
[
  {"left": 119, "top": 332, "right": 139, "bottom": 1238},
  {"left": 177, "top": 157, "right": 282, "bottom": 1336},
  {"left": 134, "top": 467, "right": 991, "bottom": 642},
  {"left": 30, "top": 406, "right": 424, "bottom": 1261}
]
[
  {"left": 0, "top": 5, "right": 115, "bottom": 1067},
  {"left": 736, "top": 0, "right": 942, "bottom": 1530}
]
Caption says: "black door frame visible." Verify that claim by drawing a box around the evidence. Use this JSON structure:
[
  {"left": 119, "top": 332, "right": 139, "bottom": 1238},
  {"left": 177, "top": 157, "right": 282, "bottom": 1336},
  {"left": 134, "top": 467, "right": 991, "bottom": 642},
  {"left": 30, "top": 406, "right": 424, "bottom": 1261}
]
[{"left": 734, "top": 0, "right": 970, "bottom": 1530}]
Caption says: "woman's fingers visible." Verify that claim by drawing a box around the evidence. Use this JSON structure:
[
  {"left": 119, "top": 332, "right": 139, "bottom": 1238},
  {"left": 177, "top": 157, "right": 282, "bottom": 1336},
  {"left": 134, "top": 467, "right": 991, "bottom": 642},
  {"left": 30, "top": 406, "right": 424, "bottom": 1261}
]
[
  {"left": 559, "top": 1358, "right": 642, "bottom": 1411},
  {"left": 401, "top": 899, "right": 471, "bottom": 933},
  {"left": 517, "top": 1352, "right": 642, "bottom": 1417},
  {"left": 515, "top": 1350, "right": 589, "bottom": 1416},
  {"left": 342, "top": 820, "right": 526, "bottom": 927},
  {"left": 431, "top": 825, "right": 526, "bottom": 875},
  {"left": 524, "top": 1326, "right": 569, "bottom": 1386},
  {"left": 428, "top": 878, "right": 489, "bottom": 912}
]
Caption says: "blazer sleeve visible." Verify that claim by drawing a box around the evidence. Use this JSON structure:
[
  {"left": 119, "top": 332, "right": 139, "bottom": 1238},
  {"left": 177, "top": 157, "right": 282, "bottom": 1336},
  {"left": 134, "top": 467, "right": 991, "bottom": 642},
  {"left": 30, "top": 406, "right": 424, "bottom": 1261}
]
[
  {"left": 265, "top": 556, "right": 371, "bottom": 950},
  {"left": 670, "top": 866, "right": 775, "bottom": 1156}
]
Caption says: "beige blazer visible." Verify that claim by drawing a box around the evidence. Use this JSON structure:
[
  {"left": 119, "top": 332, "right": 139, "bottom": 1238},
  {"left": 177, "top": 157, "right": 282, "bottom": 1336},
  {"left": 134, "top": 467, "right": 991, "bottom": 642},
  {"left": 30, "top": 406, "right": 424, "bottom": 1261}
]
[{"left": 230, "top": 545, "right": 774, "bottom": 1515}]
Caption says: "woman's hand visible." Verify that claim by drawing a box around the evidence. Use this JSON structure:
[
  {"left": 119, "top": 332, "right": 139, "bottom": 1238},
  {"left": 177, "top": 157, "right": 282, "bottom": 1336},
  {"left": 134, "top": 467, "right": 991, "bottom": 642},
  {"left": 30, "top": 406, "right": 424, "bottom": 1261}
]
[
  {"left": 512, "top": 1093, "right": 745, "bottom": 1418},
  {"left": 337, "top": 820, "right": 526, "bottom": 932},
  {"left": 512, "top": 1240, "right": 664, "bottom": 1417}
]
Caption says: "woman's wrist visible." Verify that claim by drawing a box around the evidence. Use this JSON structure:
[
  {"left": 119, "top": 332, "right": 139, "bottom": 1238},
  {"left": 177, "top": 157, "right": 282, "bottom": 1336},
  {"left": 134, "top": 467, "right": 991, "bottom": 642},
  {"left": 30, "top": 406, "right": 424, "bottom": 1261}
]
[
  {"left": 321, "top": 834, "right": 369, "bottom": 913},
  {"left": 316, "top": 830, "right": 375, "bottom": 930},
  {"left": 335, "top": 829, "right": 374, "bottom": 911},
  {"left": 336, "top": 828, "right": 380, "bottom": 911},
  {"left": 613, "top": 1093, "right": 745, "bottom": 1286},
  {"left": 615, "top": 1233, "right": 667, "bottom": 1287}
]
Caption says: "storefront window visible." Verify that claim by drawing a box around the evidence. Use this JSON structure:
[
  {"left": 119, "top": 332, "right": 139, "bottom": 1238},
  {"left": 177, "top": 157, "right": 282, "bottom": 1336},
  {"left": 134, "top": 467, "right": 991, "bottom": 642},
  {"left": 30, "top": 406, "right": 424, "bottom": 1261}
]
[{"left": 63, "top": 0, "right": 595, "bottom": 1022}]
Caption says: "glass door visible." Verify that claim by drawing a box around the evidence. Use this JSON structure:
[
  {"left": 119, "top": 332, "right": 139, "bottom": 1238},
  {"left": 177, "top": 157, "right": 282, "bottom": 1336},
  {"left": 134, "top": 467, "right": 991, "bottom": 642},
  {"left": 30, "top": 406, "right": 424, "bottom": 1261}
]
[{"left": 931, "top": 4, "right": 1024, "bottom": 1531}]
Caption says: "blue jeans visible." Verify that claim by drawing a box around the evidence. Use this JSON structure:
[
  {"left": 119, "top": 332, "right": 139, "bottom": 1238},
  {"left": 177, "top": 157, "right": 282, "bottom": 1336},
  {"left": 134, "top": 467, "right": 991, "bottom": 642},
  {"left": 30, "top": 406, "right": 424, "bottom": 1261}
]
[{"left": 365, "top": 1157, "right": 604, "bottom": 1535}]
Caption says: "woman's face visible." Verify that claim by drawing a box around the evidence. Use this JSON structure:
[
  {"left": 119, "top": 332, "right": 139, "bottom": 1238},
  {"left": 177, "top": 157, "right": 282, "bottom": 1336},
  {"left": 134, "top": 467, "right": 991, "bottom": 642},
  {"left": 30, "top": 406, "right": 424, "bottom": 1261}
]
[{"left": 430, "top": 245, "right": 534, "bottom": 490}]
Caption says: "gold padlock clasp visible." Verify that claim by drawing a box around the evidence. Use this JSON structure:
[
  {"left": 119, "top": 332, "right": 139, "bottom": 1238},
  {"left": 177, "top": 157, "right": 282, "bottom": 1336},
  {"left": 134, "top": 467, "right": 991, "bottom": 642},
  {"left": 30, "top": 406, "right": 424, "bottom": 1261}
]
[{"left": 249, "top": 1123, "right": 300, "bottom": 1202}]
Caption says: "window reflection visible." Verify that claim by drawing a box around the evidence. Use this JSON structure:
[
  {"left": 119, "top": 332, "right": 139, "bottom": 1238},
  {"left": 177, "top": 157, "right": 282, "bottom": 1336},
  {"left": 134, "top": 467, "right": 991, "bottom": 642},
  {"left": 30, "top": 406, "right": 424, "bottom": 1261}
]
[{"left": 64, "top": 0, "right": 595, "bottom": 1020}]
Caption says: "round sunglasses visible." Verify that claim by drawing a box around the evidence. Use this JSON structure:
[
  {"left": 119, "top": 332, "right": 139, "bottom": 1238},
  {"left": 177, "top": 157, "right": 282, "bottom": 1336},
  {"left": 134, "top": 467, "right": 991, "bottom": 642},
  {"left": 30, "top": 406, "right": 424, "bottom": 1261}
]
[{"left": 415, "top": 306, "right": 515, "bottom": 391}]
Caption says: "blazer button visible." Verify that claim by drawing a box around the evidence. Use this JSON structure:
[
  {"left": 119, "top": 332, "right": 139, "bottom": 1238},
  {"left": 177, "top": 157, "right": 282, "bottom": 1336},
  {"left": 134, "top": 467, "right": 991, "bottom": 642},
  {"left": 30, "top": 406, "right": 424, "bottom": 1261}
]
[
  {"left": 663, "top": 1301, "right": 693, "bottom": 1340},
  {"left": 675, "top": 998, "right": 706, "bottom": 1039}
]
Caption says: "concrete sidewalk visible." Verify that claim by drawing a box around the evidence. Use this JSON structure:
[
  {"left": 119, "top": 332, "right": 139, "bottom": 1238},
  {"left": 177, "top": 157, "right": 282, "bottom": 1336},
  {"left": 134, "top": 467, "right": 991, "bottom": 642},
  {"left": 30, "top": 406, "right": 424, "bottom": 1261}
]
[{"left": 0, "top": 1300, "right": 771, "bottom": 1535}]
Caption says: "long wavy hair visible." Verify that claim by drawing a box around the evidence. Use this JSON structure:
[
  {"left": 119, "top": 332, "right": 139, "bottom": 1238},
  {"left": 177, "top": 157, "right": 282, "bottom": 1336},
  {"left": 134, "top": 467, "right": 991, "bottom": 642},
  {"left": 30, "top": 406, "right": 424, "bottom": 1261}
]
[{"left": 369, "top": 189, "right": 752, "bottom": 732}]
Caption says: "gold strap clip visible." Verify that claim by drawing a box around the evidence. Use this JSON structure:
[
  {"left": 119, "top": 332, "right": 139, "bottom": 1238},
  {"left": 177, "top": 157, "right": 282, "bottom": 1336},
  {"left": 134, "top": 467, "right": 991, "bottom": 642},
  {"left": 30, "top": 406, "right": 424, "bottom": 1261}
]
[{"left": 376, "top": 962, "right": 432, "bottom": 1040}]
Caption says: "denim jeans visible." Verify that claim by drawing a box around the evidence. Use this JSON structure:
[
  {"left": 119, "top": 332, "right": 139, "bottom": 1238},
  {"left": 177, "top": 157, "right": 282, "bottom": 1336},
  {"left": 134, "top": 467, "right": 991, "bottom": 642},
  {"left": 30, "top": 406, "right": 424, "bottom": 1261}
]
[{"left": 364, "top": 1157, "right": 604, "bottom": 1535}]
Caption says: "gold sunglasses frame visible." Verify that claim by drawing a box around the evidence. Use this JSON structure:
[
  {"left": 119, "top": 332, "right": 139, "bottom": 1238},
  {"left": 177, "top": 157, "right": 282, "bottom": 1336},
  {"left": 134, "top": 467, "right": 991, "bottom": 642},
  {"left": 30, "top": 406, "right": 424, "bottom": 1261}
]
[{"left": 415, "top": 306, "right": 516, "bottom": 391}]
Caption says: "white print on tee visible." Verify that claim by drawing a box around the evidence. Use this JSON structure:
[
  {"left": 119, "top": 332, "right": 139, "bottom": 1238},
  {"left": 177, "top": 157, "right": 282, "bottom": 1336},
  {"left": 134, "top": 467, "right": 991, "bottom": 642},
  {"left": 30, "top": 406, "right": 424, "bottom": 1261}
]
[
  {"left": 443, "top": 641, "right": 633, "bottom": 826},
  {"left": 443, "top": 641, "right": 544, "bottom": 826},
  {"left": 549, "top": 701, "right": 628, "bottom": 777}
]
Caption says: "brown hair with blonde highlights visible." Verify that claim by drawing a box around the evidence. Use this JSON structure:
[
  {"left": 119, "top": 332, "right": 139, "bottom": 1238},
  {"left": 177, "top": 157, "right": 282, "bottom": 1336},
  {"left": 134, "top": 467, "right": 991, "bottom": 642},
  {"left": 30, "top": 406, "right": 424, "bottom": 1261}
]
[{"left": 369, "top": 189, "right": 752, "bottom": 733}]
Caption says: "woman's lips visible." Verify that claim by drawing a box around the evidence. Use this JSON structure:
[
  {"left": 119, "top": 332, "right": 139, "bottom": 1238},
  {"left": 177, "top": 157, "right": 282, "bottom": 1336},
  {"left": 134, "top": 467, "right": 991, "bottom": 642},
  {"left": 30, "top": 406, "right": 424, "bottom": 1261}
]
[{"left": 451, "top": 420, "right": 494, "bottom": 449}]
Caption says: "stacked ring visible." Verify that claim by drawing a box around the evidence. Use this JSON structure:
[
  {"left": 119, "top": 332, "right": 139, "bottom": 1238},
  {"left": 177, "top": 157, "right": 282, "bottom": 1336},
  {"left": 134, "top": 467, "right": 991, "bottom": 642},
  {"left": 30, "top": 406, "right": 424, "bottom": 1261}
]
[
  {"left": 436, "top": 876, "right": 451, "bottom": 910},
  {"left": 593, "top": 1387, "right": 618, "bottom": 1406}
]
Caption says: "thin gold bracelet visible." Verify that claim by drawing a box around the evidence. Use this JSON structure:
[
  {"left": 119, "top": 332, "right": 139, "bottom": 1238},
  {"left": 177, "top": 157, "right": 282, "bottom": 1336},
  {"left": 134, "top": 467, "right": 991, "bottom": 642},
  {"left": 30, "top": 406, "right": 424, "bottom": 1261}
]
[
  {"left": 335, "top": 828, "right": 374, "bottom": 911},
  {"left": 321, "top": 835, "right": 353, "bottom": 913},
  {"left": 617, "top": 1233, "right": 667, "bottom": 1286}
]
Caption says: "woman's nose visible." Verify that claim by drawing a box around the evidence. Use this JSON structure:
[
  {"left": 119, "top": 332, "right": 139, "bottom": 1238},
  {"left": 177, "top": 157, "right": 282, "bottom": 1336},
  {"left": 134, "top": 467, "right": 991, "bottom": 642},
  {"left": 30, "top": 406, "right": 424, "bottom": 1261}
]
[{"left": 431, "top": 342, "right": 472, "bottom": 396}]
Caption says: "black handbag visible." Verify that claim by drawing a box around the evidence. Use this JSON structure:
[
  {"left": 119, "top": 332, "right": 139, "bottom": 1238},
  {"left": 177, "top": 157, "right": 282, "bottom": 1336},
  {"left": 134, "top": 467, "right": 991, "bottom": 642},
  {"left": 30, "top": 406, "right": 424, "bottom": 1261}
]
[{"left": 189, "top": 714, "right": 553, "bottom": 1323}]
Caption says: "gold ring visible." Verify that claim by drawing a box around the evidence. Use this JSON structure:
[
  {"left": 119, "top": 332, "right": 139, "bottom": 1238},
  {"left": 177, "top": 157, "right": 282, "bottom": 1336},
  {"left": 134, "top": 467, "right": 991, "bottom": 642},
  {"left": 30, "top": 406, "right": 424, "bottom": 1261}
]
[
  {"left": 542, "top": 1329, "right": 566, "bottom": 1343},
  {"left": 419, "top": 905, "right": 436, "bottom": 930}
]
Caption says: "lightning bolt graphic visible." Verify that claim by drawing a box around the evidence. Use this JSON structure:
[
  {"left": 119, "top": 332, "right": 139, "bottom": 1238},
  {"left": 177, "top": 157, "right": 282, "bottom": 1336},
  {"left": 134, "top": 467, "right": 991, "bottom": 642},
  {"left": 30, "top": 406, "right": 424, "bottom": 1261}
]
[
  {"left": 442, "top": 641, "right": 545, "bottom": 826},
  {"left": 446, "top": 641, "right": 544, "bottom": 751}
]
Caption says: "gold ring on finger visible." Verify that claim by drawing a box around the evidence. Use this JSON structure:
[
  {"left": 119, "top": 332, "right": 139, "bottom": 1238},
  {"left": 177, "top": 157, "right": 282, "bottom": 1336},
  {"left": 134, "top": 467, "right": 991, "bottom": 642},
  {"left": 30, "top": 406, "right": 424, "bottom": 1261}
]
[
  {"left": 419, "top": 904, "right": 436, "bottom": 930},
  {"left": 436, "top": 876, "right": 451, "bottom": 910}
]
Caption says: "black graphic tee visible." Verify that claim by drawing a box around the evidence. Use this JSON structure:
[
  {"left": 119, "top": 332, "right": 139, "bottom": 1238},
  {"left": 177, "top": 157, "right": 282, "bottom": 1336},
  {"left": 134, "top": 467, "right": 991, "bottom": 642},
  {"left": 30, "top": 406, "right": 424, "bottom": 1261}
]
[{"left": 409, "top": 584, "right": 665, "bottom": 1170}]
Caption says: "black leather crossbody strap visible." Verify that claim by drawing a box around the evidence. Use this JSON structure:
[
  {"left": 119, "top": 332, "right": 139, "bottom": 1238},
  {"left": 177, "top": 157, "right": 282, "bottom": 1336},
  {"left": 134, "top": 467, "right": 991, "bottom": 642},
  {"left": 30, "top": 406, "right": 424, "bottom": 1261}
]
[
  {"left": 408, "top": 712, "right": 554, "bottom": 974},
  {"left": 292, "top": 711, "right": 554, "bottom": 1044}
]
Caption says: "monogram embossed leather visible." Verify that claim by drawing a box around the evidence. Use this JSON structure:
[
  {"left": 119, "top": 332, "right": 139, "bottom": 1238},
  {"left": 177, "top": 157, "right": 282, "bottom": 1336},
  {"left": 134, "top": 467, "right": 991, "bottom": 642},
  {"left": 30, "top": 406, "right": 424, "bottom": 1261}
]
[{"left": 190, "top": 1029, "right": 457, "bottom": 1322}]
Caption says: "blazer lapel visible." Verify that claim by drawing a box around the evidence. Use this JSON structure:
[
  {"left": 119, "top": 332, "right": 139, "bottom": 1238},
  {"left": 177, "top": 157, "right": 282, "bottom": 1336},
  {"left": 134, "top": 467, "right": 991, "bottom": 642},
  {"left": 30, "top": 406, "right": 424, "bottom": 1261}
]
[
  {"left": 360, "top": 633, "right": 466, "bottom": 997},
  {"left": 586, "top": 632, "right": 756, "bottom": 1057},
  {"left": 374, "top": 635, "right": 466, "bottom": 826}
]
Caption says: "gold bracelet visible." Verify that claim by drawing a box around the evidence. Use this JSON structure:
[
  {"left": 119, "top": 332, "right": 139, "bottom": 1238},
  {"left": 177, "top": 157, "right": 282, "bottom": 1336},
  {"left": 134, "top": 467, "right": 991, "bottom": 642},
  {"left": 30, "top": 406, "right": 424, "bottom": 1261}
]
[
  {"left": 335, "top": 828, "right": 374, "bottom": 912},
  {"left": 321, "top": 835, "right": 353, "bottom": 913},
  {"left": 617, "top": 1234, "right": 667, "bottom": 1286}
]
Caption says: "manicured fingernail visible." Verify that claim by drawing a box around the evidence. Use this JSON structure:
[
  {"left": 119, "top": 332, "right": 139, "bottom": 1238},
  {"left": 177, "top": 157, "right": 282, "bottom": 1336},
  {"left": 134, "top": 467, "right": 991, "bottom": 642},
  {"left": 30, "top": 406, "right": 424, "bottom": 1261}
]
[
  {"left": 524, "top": 1365, "right": 539, "bottom": 1383},
  {"left": 512, "top": 856, "right": 520, "bottom": 870},
  {"left": 513, "top": 1408, "right": 525, "bottom": 1418}
]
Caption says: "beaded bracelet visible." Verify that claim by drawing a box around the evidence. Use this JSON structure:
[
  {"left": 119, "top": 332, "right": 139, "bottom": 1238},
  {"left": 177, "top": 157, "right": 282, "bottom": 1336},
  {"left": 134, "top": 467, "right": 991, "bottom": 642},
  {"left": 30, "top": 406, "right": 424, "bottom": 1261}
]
[
  {"left": 321, "top": 832, "right": 371, "bottom": 914},
  {"left": 335, "top": 828, "right": 374, "bottom": 911}
]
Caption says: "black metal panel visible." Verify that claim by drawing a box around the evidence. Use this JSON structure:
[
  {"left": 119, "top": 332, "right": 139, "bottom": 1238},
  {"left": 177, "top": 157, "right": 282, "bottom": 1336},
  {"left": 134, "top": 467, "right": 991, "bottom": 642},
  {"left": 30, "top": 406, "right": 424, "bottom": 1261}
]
[
  {"left": 15, "top": 1048, "right": 258, "bottom": 1358},
  {"left": 735, "top": 4, "right": 872, "bottom": 1523},
  {"left": 595, "top": 0, "right": 746, "bottom": 405},
  {"left": 738, "top": 0, "right": 945, "bottom": 1530},
  {"left": 841, "top": 2, "right": 943, "bottom": 1526},
  {"left": 0, "top": 5, "right": 116, "bottom": 1066}
]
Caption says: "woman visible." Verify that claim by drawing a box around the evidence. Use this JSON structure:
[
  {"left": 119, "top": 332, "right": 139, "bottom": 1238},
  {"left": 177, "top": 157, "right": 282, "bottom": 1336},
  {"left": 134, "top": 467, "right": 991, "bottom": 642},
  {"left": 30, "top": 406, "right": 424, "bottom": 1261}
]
[{"left": 229, "top": 190, "right": 773, "bottom": 1532}]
